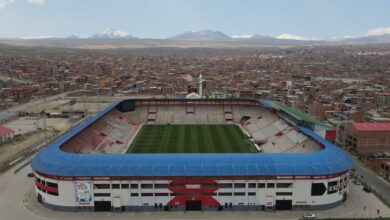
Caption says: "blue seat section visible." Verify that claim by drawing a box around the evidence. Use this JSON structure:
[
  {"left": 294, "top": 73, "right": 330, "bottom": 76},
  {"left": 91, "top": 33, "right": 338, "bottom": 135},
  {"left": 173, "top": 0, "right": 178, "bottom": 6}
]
[{"left": 30, "top": 99, "right": 353, "bottom": 177}]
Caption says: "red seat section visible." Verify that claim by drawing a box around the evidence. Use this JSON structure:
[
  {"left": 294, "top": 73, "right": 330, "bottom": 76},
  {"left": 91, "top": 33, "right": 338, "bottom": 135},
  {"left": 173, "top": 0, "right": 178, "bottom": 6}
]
[{"left": 60, "top": 109, "right": 139, "bottom": 154}]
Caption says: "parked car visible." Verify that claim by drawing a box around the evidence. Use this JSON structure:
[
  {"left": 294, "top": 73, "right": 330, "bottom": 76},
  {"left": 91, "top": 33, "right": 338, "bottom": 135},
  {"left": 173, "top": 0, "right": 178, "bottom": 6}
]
[
  {"left": 353, "top": 179, "right": 361, "bottom": 185},
  {"left": 302, "top": 212, "right": 316, "bottom": 219},
  {"left": 363, "top": 187, "right": 372, "bottom": 193}
]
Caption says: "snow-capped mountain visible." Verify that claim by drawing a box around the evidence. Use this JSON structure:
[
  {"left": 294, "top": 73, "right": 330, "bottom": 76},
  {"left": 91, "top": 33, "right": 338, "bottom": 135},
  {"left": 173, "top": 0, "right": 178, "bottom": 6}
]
[{"left": 91, "top": 28, "right": 136, "bottom": 39}]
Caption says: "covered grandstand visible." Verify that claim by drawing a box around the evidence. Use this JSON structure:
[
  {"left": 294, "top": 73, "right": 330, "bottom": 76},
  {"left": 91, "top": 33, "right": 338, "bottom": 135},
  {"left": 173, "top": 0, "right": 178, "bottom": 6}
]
[
  {"left": 269, "top": 101, "right": 336, "bottom": 141},
  {"left": 30, "top": 99, "right": 352, "bottom": 212}
]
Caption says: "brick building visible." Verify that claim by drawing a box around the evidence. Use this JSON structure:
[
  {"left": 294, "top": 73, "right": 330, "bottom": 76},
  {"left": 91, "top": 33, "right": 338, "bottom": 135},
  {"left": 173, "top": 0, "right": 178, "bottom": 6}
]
[
  {"left": 366, "top": 153, "right": 390, "bottom": 182},
  {"left": 344, "top": 123, "right": 390, "bottom": 155}
]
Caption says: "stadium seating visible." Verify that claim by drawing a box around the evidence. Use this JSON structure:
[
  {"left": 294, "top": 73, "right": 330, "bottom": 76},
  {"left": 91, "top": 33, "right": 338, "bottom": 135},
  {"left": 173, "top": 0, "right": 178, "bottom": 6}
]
[
  {"left": 124, "top": 106, "right": 148, "bottom": 123},
  {"left": 60, "top": 104, "right": 321, "bottom": 154},
  {"left": 154, "top": 106, "right": 227, "bottom": 124},
  {"left": 61, "top": 108, "right": 139, "bottom": 154},
  {"left": 242, "top": 111, "right": 321, "bottom": 153}
]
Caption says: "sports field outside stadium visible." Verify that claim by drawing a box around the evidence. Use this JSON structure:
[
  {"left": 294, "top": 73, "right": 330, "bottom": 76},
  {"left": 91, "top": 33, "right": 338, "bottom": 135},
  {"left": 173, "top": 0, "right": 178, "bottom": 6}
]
[{"left": 128, "top": 124, "right": 256, "bottom": 153}]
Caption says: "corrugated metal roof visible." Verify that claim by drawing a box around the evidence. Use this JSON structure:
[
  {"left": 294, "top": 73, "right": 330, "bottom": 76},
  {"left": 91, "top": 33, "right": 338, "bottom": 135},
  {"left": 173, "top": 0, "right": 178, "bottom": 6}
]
[
  {"left": 30, "top": 99, "right": 352, "bottom": 177},
  {"left": 271, "top": 101, "right": 333, "bottom": 129},
  {"left": 0, "top": 124, "right": 13, "bottom": 137}
]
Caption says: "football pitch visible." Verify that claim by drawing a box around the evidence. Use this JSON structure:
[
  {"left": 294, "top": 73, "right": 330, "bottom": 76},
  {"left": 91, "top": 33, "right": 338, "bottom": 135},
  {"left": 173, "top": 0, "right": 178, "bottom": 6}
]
[{"left": 127, "top": 124, "right": 256, "bottom": 153}]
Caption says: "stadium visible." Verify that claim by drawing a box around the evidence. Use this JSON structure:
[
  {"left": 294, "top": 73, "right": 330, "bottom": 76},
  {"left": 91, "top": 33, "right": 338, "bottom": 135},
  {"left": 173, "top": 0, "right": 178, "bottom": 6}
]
[{"left": 30, "top": 98, "right": 353, "bottom": 212}]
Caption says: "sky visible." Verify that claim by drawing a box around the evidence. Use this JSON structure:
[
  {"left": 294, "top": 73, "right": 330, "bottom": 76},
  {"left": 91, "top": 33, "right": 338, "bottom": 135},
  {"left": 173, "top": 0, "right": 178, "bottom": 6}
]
[{"left": 1, "top": 0, "right": 390, "bottom": 39}]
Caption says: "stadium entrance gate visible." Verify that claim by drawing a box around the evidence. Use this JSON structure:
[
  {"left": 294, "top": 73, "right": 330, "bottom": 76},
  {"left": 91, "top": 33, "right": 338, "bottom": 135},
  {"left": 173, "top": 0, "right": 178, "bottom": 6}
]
[
  {"left": 186, "top": 200, "right": 202, "bottom": 211},
  {"left": 275, "top": 200, "right": 292, "bottom": 210},
  {"left": 94, "top": 201, "right": 111, "bottom": 212},
  {"left": 37, "top": 193, "right": 43, "bottom": 204}
]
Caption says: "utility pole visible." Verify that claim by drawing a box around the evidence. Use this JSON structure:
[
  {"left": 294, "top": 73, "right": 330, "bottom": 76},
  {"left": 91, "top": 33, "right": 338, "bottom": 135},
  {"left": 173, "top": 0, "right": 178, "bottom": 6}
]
[
  {"left": 109, "top": 86, "right": 113, "bottom": 98},
  {"left": 96, "top": 88, "right": 101, "bottom": 112},
  {"left": 68, "top": 98, "right": 75, "bottom": 127},
  {"left": 43, "top": 112, "right": 48, "bottom": 144},
  {"left": 35, "top": 112, "right": 41, "bottom": 140}
]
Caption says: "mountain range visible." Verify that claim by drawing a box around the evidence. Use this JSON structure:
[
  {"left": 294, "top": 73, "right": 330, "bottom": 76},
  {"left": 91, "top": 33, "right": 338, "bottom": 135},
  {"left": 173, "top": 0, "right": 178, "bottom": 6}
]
[
  {"left": 1, "top": 28, "right": 390, "bottom": 48},
  {"left": 166, "top": 30, "right": 390, "bottom": 45},
  {"left": 84, "top": 29, "right": 390, "bottom": 44},
  {"left": 167, "top": 30, "right": 231, "bottom": 41}
]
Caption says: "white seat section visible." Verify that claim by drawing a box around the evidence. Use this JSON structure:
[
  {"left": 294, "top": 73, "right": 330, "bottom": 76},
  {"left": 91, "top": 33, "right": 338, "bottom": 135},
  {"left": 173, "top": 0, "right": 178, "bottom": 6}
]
[
  {"left": 286, "top": 130, "right": 308, "bottom": 145},
  {"left": 288, "top": 139, "right": 322, "bottom": 152},
  {"left": 232, "top": 106, "right": 265, "bottom": 122},
  {"left": 125, "top": 106, "right": 148, "bottom": 123},
  {"left": 153, "top": 105, "right": 229, "bottom": 124},
  {"left": 242, "top": 111, "right": 322, "bottom": 153}
]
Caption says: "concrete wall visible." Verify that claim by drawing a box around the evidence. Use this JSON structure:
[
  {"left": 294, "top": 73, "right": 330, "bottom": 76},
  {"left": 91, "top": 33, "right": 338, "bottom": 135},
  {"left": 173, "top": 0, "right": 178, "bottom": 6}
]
[{"left": 34, "top": 172, "right": 350, "bottom": 212}]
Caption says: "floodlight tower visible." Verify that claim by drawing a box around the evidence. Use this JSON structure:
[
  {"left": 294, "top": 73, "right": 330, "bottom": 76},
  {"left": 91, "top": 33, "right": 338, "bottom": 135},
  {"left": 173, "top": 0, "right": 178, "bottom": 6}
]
[
  {"left": 82, "top": 90, "right": 88, "bottom": 117},
  {"left": 198, "top": 74, "right": 204, "bottom": 98},
  {"left": 37, "top": 110, "right": 48, "bottom": 145}
]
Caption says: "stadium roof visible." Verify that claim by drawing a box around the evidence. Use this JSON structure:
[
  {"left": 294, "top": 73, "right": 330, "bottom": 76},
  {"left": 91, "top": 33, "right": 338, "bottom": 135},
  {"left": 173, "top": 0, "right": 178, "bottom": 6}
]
[
  {"left": 30, "top": 99, "right": 352, "bottom": 177},
  {"left": 352, "top": 122, "right": 390, "bottom": 131},
  {"left": 270, "top": 101, "right": 332, "bottom": 129}
]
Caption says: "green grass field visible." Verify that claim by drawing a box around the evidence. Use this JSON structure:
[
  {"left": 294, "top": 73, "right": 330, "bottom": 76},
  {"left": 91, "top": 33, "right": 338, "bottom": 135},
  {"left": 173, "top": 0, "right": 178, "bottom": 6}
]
[{"left": 127, "top": 124, "right": 256, "bottom": 153}]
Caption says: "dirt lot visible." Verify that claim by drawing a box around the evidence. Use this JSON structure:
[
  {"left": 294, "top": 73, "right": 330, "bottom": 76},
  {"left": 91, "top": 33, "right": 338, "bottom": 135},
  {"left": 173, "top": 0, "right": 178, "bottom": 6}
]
[{"left": 0, "top": 131, "right": 53, "bottom": 163}]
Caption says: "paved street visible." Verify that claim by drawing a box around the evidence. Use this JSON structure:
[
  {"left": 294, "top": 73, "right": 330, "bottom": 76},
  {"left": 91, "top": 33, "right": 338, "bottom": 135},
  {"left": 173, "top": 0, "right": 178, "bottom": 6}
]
[
  {"left": 353, "top": 157, "right": 390, "bottom": 205},
  {"left": 0, "top": 90, "right": 79, "bottom": 114}
]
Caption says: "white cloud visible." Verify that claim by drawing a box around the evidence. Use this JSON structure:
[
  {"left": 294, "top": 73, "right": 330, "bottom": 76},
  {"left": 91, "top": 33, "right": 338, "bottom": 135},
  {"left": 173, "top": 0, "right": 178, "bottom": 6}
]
[
  {"left": 331, "top": 35, "right": 355, "bottom": 40},
  {"left": 333, "top": 26, "right": 390, "bottom": 40},
  {"left": 113, "top": 30, "right": 129, "bottom": 38},
  {"left": 0, "top": 0, "right": 16, "bottom": 8},
  {"left": 362, "top": 26, "right": 390, "bottom": 37},
  {"left": 276, "top": 33, "right": 306, "bottom": 40},
  {"left": 276, "top": 33, "right": 319, "bottom": 41},
  {"left": 28, "top": 0, "right": 45, "bottom": 4},
  {"left": 0, "top": 0, "right": 45, "bottom": 9},
  {"left": 21, "top": 35, "right": 53, "bottom": 39},
  {"left": 100, "top": 27, "right": 136, "bottom": 38},
  {"left": 231, "top": 34, "right": 253, "bottom": 39}
]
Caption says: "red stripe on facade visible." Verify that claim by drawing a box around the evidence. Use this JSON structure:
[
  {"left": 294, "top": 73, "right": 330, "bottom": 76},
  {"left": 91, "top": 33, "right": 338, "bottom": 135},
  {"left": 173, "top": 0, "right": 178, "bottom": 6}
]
[
  {"left": 34, "top": 170, "right": 349, "bottom": 181},
  {"left": 136, "top": 101, "right": 265, "bottom": 109},
  {"left": 170, "top": 179, "right": 218, "bottom": 185},
  {"left": 35, "top": 181, "right": 59, "bottom": 193},
  {"left": 168, "top": 188, "right": 218, "bottom": 194},
  {"left": 167, "top": 196, "right": 220, "bottom": 206},
  {"left": 168, "top": 179, "right": 220, "bottom": 207}
]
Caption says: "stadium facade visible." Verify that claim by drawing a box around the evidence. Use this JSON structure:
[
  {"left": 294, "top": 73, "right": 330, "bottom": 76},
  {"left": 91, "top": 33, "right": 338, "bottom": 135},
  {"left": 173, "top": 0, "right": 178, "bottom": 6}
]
[{"left": 30, "top": 99, "right": 353, "bottom": 212}]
